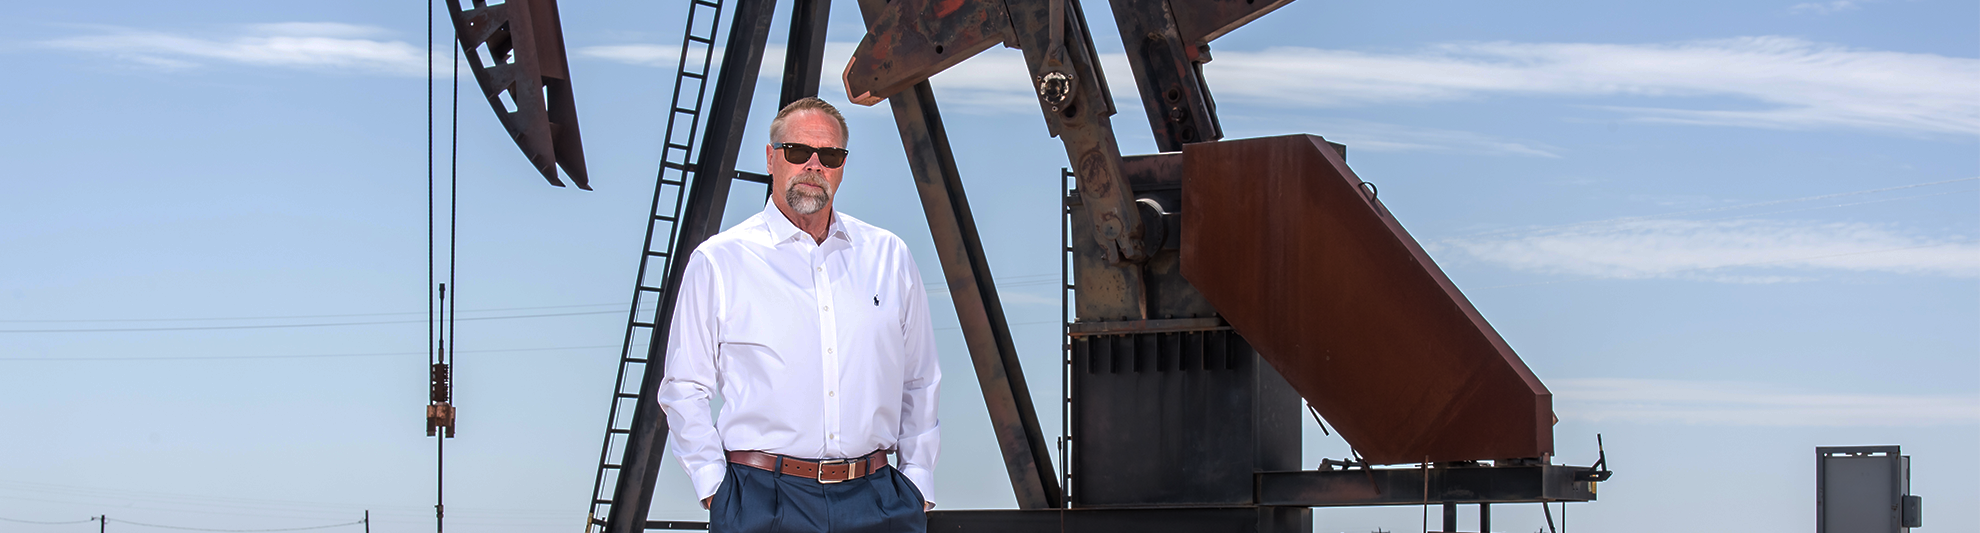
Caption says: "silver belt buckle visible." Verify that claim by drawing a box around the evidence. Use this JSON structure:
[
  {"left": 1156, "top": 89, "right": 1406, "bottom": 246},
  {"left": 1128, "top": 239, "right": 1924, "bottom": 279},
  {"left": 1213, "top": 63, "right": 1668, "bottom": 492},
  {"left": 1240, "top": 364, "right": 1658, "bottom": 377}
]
[{"left": 816, "top": 458, "right": 850, "bottom": 484}]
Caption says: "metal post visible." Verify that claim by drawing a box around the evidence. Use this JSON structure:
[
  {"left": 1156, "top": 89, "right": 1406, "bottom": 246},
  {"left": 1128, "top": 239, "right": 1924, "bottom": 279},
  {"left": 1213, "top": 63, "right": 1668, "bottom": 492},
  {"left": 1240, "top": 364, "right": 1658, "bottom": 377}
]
[
  {"left": 607, "top": 0, "right": 778, "bottom": 529},
  {"left": 1479, "top": 503, "right": 1488, "bottom": 533},
  {"left": 99, "top": 515, "right": 104, "bottom": 533},
  {"left": 779, "top": 0, "right": 832, "bottom": 107},
  {"left": 1441, "top": 502, "right": 1456, "bottom": 533},
  {"left": 883, "top": 79, "right": 1064, "bottom": 509},
  {"left": 436, "top": 434, "right": 444, "bottom": 533},
  {"left": 365, "top": 511, "right": 370, "bottom": 533}
]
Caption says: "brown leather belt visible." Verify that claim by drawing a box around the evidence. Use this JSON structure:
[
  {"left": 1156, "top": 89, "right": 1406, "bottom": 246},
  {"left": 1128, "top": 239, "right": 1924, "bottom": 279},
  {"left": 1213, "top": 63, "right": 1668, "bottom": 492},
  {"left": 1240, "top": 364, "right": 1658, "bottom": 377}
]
[{"left": 726, "top": 450, "right": 889, "bottom": 484}]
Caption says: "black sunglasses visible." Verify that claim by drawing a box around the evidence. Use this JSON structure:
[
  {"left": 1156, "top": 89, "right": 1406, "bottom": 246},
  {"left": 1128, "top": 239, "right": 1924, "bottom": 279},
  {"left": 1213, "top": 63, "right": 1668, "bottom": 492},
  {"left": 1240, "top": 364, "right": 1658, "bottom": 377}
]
[{"left": 772, "top": 142, "right": 849, "bottom": 168}]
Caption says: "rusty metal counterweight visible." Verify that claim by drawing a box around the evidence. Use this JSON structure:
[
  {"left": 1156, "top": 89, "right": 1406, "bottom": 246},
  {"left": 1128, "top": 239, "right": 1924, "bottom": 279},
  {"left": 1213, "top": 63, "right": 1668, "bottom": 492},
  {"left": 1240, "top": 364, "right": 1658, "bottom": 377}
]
[{"left": 1181, "top": 135, "right": 1554, "bottom": 465}]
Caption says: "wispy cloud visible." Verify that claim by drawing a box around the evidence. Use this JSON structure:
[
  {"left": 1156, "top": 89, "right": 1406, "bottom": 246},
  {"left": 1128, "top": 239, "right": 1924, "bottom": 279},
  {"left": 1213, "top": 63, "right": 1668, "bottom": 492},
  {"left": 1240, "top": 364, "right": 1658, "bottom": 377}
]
[
  {"left": 1439, "top": 218, "right": 1978, "bottom": 281},
  {"left": 1222, "top": 116, "right": 1563, "bottom": 157},
  {"left": 583, "top": 37, "right": 1978, "bottom": 137},
  {"left": 1791, "top": 1, "right": 1860, "bottom": 14},
  {"left": 1554, "top": 378, "right": 1980, "bottom": 426},
  {"left": 1433, "top": 179, "right": 1980, "bottom": 282},
  {"left": 1200, "top": 37, "right": 1980, "bottom": 136},
  {"left": 42, "top": 23, "right": 427, "bottom": 76}
]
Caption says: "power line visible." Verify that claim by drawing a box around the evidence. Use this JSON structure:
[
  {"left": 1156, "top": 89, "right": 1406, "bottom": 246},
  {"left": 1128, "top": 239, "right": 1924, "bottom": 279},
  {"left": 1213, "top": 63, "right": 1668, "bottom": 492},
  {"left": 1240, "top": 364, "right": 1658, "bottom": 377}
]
[
  {"left": 0, "top": 344, "right": 618, "bottom": 362},
  {"left": 0, "top": 310, "right": 619, "bottom": 334},
  {"left": 0, "top": 303, "right": 625, "bottom": 324},
  {"left": 1, "top": 516, "right": 97, "bottom": 525},
  {"left": 108, "top": 518, "right": 364, "bottom": 532}
]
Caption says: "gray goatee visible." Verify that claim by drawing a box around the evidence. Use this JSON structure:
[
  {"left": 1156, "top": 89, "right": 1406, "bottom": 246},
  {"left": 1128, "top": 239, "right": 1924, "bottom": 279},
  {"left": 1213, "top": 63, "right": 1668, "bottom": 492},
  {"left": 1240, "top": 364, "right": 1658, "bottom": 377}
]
[{"left": 785, "top": 170, "right": 832, "bottom": 215}]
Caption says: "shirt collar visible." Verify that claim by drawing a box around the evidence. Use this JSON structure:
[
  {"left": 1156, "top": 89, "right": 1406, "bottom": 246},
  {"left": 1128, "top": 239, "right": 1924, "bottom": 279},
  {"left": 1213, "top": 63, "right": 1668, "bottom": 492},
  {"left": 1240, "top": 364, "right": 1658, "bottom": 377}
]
[{"left": 762, "top": 199, "right": 851, "bottom": 245}]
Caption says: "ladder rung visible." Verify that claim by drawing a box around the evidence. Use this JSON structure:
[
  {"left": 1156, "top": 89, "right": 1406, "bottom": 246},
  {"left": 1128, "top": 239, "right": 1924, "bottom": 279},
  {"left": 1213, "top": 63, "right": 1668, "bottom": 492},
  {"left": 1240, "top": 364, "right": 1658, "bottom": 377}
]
[
  {"left": 646, "top": 249, "right": 670, "bottom": 257},
  {"left": 591, "top": 518, "right": 608, "bottom": 526},
  {"left": 602, "top": 463, "right": 623, "bottom": 469},
  {"left": 665, "top": 143, "right": 691, "bottom": 151},
  {"left": 595, "top": 499, "right": 615, "bottom": 505},
  {"left": 671, "top": 107, "right": 698, "bottom": 115},
  {"left": 687, "top": 35, "right": 715, "bottom": 45},
  {"left": 662, "top": 161, "right": 696, "bottom": 172},
  {"left": 693, "top": 0, "right": 720, "bottom": 7},
  {"left": 616, "top": 392, "right": 640, "bottom": 399},
  {"left": 680, "top": 71, "right": 705, "bottom": 80},
  {"left": 633, "top": 321, "right": 656, "bottom": 328},
  {"left": 661, "top": 178, "right": 686, "bottom": 186},
  {"left": 653, "top": 215, "right": 676, "bottom": 223},
  {"left": 624, "top": 357, "right": 648, "bottom": 364},
  {"left": 636, "top": 285, "right": 664, "bottom": 292},
  {"left": 609, "top": 428, "right": 631, "bottom": 434}
]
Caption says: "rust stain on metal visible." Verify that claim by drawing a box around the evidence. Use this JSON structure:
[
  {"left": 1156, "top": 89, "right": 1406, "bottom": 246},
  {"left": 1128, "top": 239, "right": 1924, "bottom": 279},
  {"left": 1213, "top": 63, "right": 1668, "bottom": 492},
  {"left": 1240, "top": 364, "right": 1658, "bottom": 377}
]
[
  {"left": 844, "top": 0, "right": 1013, "bottom": 105},
  {"left": 1180, "top": 134, "right": 1553, "bottom": 465}
]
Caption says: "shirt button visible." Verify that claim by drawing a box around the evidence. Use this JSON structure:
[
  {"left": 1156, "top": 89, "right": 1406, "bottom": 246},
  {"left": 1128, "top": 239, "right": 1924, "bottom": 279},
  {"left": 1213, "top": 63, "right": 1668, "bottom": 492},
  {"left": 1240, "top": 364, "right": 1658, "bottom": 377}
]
[
  {"left": 816, "top": 266, "right": 824, "bottom": 272},
  {"left": 826, "top": 348, "right": 835, "bottom": 354},
  {"left": 830, "top": 433, "right": 838, "bottom": 440},
  {"left": 828, "top": 391, "right": 836, "bottom": 397},
  {"left": 823, "top": 305, "right": 831, "bottom": 311}
]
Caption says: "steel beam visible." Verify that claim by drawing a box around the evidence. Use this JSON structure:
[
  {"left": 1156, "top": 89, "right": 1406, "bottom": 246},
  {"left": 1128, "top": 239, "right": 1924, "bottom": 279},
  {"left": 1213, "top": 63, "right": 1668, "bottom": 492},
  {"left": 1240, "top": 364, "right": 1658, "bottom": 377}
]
[
  {"left": 607, "top": 0, "right": 778, "bottom": 530},
  {"left": 884, "top": 80, "right": 1064, "bottom": 509},
  {"left": 1255, "top": 464, "right": 1599, "bottom": 507},
  {"left": 779, "top": 0, "right": 833, "bottom": 106},
  {"left": 927, "top": 507, "right": 1308, "bottom": 533},
  {"left": 1103, "top": 0, "right": 1220, "bottom": 152}
]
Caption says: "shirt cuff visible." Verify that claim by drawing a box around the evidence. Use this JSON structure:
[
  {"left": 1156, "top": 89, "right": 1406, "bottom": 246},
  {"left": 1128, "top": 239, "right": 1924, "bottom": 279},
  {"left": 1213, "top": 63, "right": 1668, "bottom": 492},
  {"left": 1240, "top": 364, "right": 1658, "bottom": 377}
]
[
  {"left": 690, "top": 462, "right": 729, "bottom": 501},
  {"left": 899, "top": 464, "right": 936, "bottom": 506}
]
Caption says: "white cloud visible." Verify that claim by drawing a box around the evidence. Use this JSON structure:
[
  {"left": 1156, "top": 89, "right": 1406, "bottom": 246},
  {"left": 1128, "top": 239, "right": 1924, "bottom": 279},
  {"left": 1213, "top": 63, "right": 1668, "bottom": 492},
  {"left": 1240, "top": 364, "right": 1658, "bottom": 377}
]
[
  {"left": 43, "top": 23, "right": 427, "bottom": 76},
  {"left": 1222, "top": 116, "right": 1563, "bottom": 157},
  {"left": 585, "top": 37, "right": 1978, "bottom": 137},
  {"left": 1438, "top": 218, "right": 1980, "bottom": 281},
  {"left": 1200, "top": 37, "right": 1980, "bottom": 136},
  {"left": 1553, "top": 378, "right": 1980, "bottom": 426},
  {"left": 576, "top": 43, "right": 687, "bottom": 68},
  {"left": 1791, "top": 1, "right": 1860, "bottom": 14},
  {"left": 578, "top": 42, "right": 1118, "bottom": 113}
]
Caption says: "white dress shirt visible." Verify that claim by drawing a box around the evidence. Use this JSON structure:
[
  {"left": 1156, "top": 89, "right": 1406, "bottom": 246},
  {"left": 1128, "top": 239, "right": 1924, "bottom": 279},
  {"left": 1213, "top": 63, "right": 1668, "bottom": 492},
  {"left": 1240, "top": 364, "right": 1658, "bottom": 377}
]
[{"left": 656, "top": 201, "right": 942, "bottom": 504}]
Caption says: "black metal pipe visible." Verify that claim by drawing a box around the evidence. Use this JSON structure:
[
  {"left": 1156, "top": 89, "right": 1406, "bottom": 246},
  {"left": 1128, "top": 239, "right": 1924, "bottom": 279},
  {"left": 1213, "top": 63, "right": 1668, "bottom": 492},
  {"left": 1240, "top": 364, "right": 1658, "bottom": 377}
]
[
  {"left": 607, "top": 0, "right": 778, "bottom": 529},
  {"left": 1442, "top": 502, "right": 1456, "bottom": 533}
]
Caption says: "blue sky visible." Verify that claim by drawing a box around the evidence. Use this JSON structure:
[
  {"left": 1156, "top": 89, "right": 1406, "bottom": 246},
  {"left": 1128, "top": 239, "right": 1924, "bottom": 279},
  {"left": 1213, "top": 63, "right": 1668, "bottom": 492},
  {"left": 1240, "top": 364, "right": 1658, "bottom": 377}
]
[{"left": 1, "top": 0, "right": 1974, "bottom": 532}]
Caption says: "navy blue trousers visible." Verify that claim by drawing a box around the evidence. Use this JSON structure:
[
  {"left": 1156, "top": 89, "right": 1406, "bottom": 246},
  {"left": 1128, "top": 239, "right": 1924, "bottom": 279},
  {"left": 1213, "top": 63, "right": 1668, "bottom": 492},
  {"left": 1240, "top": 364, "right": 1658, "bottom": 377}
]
[{"left": 709, "top": 461, "right": 927, "bottom": 533}]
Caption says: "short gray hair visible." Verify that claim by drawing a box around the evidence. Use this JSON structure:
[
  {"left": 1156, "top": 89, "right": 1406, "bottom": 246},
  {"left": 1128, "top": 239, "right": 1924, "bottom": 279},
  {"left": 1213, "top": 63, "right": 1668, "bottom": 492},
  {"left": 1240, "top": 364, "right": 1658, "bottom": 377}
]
[{"left": 769, "top": 97, "right": 849, "bottom": 146}]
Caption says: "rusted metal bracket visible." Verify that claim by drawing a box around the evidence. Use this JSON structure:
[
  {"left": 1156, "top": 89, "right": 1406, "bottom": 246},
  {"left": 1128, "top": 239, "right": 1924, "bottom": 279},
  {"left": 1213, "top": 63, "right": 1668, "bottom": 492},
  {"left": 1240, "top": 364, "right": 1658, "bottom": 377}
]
[{"left": 447, "top": 0, "right": 590, "bottom": 189}]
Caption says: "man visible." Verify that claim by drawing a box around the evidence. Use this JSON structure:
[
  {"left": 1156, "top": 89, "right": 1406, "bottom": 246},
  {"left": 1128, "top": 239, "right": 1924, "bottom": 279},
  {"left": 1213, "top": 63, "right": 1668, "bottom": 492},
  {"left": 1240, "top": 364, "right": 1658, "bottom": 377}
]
[{"left": 656, "top": 97, "right": 941, "bottom": 533}]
